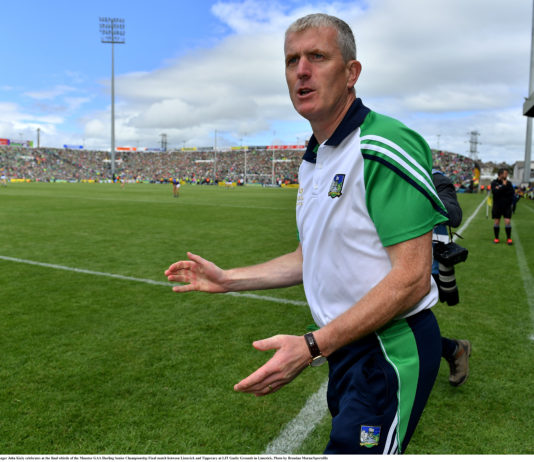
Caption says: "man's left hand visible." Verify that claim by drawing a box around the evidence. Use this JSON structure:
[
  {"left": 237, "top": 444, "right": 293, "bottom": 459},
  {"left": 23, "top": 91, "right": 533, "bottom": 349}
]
[{"left": 234, "top": 335, "right": 311, "bottom": 396}]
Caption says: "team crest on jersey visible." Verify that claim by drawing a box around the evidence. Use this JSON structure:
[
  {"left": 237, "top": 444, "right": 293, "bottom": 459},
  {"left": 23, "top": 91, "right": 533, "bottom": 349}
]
[
  {"left": 328, "top": 174, "right": 345, "bottom": 198},
  {"left": 360, "top": 425, "right": 381, "bottom": 448}
]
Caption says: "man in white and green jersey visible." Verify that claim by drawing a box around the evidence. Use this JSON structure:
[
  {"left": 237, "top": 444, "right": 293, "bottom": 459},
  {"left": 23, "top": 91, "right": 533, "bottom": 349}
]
[
  {"left": 165, "top": 13, "right": 447, "bottom": 454},
  {"left": 296, "top": 98, "right": 447, "bottom": 454},
  {"left": 297, "top": 101, "right": 447, "bottom": 329}
]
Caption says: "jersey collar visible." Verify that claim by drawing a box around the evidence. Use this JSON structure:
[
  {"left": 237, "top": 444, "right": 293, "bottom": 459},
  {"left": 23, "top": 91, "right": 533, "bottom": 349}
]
[{"left": 302, "top": 98, "right": 371, "bottom": 164}]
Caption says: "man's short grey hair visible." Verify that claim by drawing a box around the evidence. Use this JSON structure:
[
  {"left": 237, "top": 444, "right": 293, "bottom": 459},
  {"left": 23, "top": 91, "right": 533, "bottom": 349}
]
[{"left": 285, "top": 13, "right": 356, "bottom": 63}]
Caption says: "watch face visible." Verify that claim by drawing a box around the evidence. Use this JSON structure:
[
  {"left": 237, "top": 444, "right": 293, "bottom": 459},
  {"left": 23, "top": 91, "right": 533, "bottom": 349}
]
[{"left": 310, "top": 355, "right": 327, "bottom": 367}]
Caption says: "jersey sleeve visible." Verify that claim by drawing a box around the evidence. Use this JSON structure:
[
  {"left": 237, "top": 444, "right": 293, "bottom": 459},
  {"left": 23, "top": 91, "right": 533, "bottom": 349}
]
[{"left": 360, "top": 112, "right": 448, "bottom": 247}]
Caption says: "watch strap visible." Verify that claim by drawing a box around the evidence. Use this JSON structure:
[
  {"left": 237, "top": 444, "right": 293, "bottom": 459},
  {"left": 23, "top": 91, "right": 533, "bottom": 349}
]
[{"left": 304, "top": 332, "right": 322, "bottom": 358}]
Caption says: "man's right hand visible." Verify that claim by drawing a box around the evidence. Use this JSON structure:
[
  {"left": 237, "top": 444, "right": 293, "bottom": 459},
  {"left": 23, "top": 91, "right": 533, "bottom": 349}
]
[
  {"left": 166, "top": 244, "right": 303, "bottom": 294},
  {"left": 165, "top": 252, "right": 228, "bottom": 293}
]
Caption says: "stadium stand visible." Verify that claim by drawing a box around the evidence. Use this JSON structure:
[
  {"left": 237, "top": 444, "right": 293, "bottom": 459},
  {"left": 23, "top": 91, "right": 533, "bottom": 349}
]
[
  {"left": 0, "top": 146, "right": 301, "bottom": 184},
  {"left": 433, "top": 150, "right": 476, "bottom": 190},
  {"left": 0, "top": 145, "right": 483, "bottom": 189}
]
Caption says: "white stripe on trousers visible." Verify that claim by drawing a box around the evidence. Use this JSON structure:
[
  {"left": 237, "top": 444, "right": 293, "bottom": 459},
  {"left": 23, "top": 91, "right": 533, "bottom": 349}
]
[{"left": 383, "top": 413, "right": 399, "bottom": 454}]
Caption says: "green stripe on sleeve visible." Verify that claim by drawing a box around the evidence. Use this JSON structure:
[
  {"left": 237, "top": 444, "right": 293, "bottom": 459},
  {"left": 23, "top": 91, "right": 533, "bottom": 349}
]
[{"left": 360, "top": 111, "right": 448, "bottom": 246}]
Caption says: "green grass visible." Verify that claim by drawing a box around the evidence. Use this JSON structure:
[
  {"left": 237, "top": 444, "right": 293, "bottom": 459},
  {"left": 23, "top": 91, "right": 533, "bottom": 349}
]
[{"left": 0, "top": 184, "right": 533, "bottom": 454}]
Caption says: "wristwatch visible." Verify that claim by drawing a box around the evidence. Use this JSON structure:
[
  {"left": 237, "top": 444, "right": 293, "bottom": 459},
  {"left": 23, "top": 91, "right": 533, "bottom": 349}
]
[{"left": 304, "top": 332, "right": 327, "bottom": 367}]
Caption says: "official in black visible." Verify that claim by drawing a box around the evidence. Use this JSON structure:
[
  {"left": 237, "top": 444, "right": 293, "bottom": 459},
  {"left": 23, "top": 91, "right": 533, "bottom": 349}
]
[{"left": 491, "top": 168, "right": 514, "bottom": 244}]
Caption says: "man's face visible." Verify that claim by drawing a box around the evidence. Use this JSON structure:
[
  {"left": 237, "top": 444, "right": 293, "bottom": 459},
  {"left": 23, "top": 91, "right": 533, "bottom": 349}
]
[
  {"left": 284, "top": 26, "right": 361, "bottom": 124},
  {"left": 500, "top": 170, "right": 509, "bottom": 180}
]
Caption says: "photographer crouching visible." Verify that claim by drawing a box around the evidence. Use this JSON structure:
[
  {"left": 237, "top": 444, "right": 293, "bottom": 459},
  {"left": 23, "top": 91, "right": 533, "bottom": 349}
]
[{"left": 432, "top": 165, "right": 472, "bottom": 387}]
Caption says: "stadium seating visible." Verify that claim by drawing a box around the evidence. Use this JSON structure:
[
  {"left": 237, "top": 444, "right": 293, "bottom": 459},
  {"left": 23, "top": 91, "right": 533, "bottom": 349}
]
[{"left": 0, "top": 145, "right": 476, "bottom": 187}]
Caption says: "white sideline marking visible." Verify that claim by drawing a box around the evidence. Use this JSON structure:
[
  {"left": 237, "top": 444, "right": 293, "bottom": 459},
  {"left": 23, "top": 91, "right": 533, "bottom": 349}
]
[
  {"left": 511, "top": 225, "right": 534, "bottom": 342},
  {"left": 225, "top": 291, "right": 307, "bottom": 306},
  {"left": 0, "top": 255, "right": 307, "bottom": 307},
  {"left": 3, "top": 191, "right": 289, "bottom": 211},
  {"left": 263, "top": 380, "right": 329, "bottom": 454},
  {"left": 263, "top": 196, "right": 488, "bottom": 454}
]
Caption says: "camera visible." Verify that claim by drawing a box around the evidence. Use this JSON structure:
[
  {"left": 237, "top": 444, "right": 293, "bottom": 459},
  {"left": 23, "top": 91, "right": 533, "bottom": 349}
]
[
  {"left": 433, "top": 241, "right": 468, "bottom": 266},
  {"left": 433, "top": 241, "right": 468, "bottom": 306}
]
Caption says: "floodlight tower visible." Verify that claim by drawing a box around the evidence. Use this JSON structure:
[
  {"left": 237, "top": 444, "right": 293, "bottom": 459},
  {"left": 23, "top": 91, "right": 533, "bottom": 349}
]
[
  {"left": 241, "top": 135, "right": 248, "bottom": 185},
  {"left": 160, "top": 133, "right": 168, "bottom": 152},
  {"left": 214, "top": 130, "right": 218, "bottom": 180},
  {"left": 523, "top": 0, "right": 534, "bottom": 184},
  {"left": 271, "top": 131, "right": 276, "bottom": 185},
  {"left": 469, "top": 130, "right": 480, "bottom": 161},
  {"left": 99, "top": 17, "right": 125, "bottom": 181}
]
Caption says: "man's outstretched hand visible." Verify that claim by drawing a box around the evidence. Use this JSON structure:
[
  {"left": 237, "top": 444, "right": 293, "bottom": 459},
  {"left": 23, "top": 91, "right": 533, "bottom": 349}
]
[
  {"left": 165, "top": 252, "right": 228, "bottom": 293},
  {"left": 166, "top": 251, "right": 311, "bottom": 397},
  {"left": 234, "top": 335, "right": 311, "bottom": 396}
]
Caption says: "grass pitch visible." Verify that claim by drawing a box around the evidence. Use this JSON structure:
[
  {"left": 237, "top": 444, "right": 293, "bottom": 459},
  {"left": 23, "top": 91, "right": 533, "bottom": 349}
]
[{"left": 0, "top": 183, "right": 533, "bottom": 454}]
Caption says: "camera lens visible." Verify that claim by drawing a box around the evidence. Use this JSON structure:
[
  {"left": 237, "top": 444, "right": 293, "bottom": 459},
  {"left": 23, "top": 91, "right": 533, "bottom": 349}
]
[{"left": 438, "top": 263, "right": 459, "bottom": 306}]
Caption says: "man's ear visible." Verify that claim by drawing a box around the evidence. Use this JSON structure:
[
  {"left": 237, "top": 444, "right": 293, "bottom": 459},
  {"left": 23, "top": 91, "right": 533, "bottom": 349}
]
[{"left": 347, "top": 60, "right": 362, "bottom": 90}]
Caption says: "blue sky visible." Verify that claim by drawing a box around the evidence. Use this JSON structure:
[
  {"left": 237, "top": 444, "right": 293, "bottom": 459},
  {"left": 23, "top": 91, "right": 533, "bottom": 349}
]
[
  {"left": 1, "top": 1, "right": 227, "bottom": 87},
  {"left": 0, "top": 0, "right": 532, "bottom": 164},
  {"left": 0, "top": 0, "right": 232, "bottom": 144}
]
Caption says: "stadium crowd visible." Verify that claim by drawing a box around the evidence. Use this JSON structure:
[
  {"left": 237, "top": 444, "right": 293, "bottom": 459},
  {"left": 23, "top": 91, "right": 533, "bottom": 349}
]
[
  {"left": 0, "top": 146, "right": 108, "bottom": 182},
  {"left": 433, "top": 150, "right": 476, "bottom": 188},
  {"left": 0, "top": 146, "right": 302, "bottom": 184},
  {"left": 0, "top": 145, "right": 526, "bottom": 194}
]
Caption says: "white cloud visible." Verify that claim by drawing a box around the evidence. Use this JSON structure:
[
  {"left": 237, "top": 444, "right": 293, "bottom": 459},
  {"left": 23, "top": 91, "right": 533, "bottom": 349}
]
[
  {"left": 64, "top": 96, "right": 92, "bottom": 112},
  {"left": 84, "top": 118, "right": 106, "bottom": 138},
  {"left": 402, "top": 84, "right": 516, "bottom": 113},
  {"left": 24, "top": 85, "right": 76, "bottom": 100},
  {"left": 1, "top": 83, "right": 91, "bottom": 144},
  {"left": 65, "top": 70, "right": 86, "bottom": 85},
  {"left": 211, "top": 0, "right": 289, "bottom": 34},
  {"left": 74, "top": 0, "right": 532, "bottom": 163},
  {"left": 104, "top": 28, "right": 291, "bottom": 146},
  {"left": 0, "top": 102, "right": 64, "bottom": 143}
]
